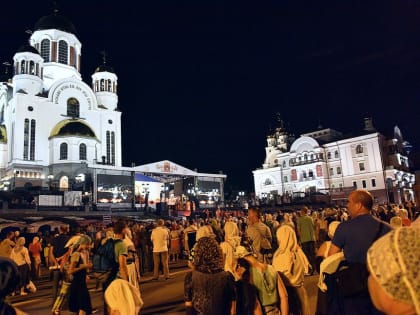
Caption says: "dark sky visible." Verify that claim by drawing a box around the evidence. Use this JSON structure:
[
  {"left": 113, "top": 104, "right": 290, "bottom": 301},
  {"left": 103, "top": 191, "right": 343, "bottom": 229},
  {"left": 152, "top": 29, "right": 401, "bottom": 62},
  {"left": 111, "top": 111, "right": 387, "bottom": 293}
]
[{"left": 2, "top": 0, "right": 420, "bottom": 192}]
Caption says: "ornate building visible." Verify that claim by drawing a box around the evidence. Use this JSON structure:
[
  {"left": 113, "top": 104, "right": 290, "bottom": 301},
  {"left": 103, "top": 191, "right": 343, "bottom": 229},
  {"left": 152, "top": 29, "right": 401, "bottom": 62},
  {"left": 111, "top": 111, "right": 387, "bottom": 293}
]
[
  {"left": 253, "top": 117, "right": 416, "bottom": 205},
  {"left": 0, "top": 9, "right": 123, "bottom": 196}
]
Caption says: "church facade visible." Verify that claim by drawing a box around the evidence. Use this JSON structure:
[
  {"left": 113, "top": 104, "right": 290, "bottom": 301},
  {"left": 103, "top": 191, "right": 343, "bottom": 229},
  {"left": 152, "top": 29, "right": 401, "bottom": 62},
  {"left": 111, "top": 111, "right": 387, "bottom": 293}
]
[
  {"left": 0, "top": 10, "right": 125, "bottom": 199},
  {"left": 253, "top": 118, "right": 416, "bottom": 206}
]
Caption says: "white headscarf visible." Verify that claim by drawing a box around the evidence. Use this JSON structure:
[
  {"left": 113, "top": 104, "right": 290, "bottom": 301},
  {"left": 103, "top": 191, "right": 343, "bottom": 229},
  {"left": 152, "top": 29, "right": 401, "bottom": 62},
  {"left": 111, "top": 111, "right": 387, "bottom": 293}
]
[{"left": 105, "top": 279, "right": 143, "bottom": 314}]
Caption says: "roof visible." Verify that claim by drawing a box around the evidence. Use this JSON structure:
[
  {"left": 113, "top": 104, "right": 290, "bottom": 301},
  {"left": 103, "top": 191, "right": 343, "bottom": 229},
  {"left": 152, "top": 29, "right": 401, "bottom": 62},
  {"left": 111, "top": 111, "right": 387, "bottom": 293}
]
[
  {"left": 17, "top": 45, "right": 39, "bottom": 55},
  {"left": 95, "top": 64, "right": 115, "bottom": 74},
  {"left": 34, "top": 11, "right": 77, "bottom": 35},
  {"left": 134, "top": 173, "right": 161, "bottom": 182}
]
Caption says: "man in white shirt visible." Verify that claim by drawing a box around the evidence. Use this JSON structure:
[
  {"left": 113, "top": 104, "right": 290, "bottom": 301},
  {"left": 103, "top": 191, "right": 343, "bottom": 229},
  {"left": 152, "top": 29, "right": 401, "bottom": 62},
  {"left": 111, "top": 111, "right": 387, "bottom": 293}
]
[{"left": 150, "top": 219, "right": 170, "bottom": 280}]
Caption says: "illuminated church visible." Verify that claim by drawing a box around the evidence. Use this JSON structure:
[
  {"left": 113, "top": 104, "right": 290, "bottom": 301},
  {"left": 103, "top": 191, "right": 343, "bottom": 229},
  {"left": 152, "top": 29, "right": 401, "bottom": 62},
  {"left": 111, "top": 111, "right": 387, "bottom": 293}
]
[
  {"left": 0, "top": 8, "right": 124, "bottom": 199},
  {"left": 253, "top": 117, "right": 416, "bottom": 206},
  {"left": 0, "top": 8, "right": 225, "bottom": 211}
]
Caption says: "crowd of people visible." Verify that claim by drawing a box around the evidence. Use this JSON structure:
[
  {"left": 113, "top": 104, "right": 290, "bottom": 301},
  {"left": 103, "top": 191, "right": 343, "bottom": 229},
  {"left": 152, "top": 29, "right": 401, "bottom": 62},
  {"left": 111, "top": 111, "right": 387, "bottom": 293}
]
[{"left": 0, "top": 189, "right": 419, "bottom": 315}]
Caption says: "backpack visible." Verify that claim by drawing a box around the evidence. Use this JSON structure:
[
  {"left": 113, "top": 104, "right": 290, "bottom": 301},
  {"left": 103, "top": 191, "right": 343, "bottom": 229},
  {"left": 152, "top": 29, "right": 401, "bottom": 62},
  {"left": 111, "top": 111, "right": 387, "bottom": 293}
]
[{"left": 92, "top": 238, "right": 121, "bottom": 273}]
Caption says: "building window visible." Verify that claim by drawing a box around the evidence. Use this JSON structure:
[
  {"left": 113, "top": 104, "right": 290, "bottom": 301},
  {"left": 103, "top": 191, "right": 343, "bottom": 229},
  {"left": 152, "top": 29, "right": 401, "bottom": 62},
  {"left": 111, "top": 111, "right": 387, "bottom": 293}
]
[
  {"left": 353, "top": 181, "right": 357, "bottom": 188},
  {"left": 29, "top": 61, "right": 35, "bottom": 75},
  {"left": 308, "top": 170, "right": 314, "bottom": 178},
  {"left": 67, "top": 98, "right": 80, "bottom": 118},
  {"left": 30, "top": 119, "right": 35, "bottom": 160},
  {"left": 60, "top": 143, "right": 68, "bottom": 160},
  {"left": 356, "top": 144, "right": 363, "bottom": 154},
  {"left": 359, "top": 162, "right": 365, "bottom": 171},
  {"left": 362, "top": 180, "right": 367, "bottom": 188},
  {"left": 371, "top": 179, "right": 376, "bottom": 187},
  {"left": 327, "top": 152, "right": 331, "bottom": 159},
  {"left": 282, "top": 160, "right": 286, "bottom": 168},
  {"left": 264, "top": 178, "right": 272, "bottom": 185},
  {"left": 58, "top": 40, "right": 68, "bottom": 64},
  {"left": 304, "top": 154, "right": 308, "bottom": 161},
  {"left": 111, "top": 131, "right": 115, "bottom": 165},
  {"left": 23, "top": 119, "right": 29, "bottom": 160},
  {"left": 100, "top": 79, "right": 105, "bottom": 91},
  {"left": 337, "top": 166, "right": 341, "bottom": 174},
  {"left": 79, "top": 143, "right": 87, "bottom": 160},
  {"left": 335, "top": 150, "right": 339, "bottom": 158},
  {"left": 283, "top": 176, "right": 288, "bottom": 183},
  {"left": 40, "top": 39, "right": 50, "bottom": 62},
  {"left": 20, "top": 60, "right": 26, "bottom": 74},
  {"left": 106, "top": 131, "right": 110, "bottom": 164},
  {"left": 329, "top": 167, "right": 334, "bottom": 176}
]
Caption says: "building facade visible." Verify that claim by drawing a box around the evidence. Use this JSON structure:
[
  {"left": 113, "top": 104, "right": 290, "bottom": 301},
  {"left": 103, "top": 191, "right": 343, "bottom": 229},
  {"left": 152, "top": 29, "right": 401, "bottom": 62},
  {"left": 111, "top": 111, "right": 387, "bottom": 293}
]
[{"left": 253, "top": 118, "right": 416, "bottom": 206}]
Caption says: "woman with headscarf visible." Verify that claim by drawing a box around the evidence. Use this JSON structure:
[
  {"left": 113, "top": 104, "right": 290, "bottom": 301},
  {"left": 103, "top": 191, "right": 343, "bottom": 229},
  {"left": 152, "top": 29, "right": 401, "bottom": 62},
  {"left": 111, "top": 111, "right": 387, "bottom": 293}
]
[
  {"left": 10, "top": 237, "right": 31, "bottom": 296},
  {"left": 28, "top": 236, "right": 42, "bottom": 279},
  {"left": 67, "top": 235, "right": 93, "bottom": 315},
  {"left": 169, "top": 223, "right": 181, "bottom": 262},
  {"left": 367, "top": 226, "right": 420, "bottom": 315},
  {"left": 272, "top": 222, "right": 310, "bottom": 315},
  {"left": 220, "top": 220, "right": 242, "bottom": 280},
  {"left": 184, "top": 236, "right": 236, "bottom": 315},
  {"left": 123, "top": 227, "right": 141, "bottom": 290},
  {"left": 234, "top": 243, "right": 288, "bottom": 315}
]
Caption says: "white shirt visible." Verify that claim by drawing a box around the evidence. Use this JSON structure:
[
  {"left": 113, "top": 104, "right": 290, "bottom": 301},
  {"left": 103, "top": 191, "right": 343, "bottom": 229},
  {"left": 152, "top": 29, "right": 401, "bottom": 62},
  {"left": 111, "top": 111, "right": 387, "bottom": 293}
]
[{"left": 151, "top": 226, "right": 169, "bottom": 252}]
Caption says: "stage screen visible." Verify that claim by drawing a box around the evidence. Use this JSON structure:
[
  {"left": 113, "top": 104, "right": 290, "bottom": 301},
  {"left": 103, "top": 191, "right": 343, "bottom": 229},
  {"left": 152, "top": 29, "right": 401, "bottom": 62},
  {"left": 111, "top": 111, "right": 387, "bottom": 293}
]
[{"left": 97, "top": 174, "right": 133, "bottom": 204}]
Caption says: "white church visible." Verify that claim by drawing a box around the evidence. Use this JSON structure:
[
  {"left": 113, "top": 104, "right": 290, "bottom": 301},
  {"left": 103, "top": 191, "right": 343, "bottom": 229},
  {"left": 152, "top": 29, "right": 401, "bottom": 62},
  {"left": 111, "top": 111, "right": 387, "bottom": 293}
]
[
  {"left": 253, "top": 117, "right": 416, "bottom": 206},
  {"left": 0, "top": 8, "right": 226, "bottom": 211}
]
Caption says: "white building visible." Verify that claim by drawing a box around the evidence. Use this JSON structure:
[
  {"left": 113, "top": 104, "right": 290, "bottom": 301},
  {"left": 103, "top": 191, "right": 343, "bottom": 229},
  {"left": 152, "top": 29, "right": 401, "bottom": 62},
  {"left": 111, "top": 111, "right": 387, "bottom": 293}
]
[
  {"left": 0, "top": 9, "right": 226, "bottom": 211},
  {"left": 253, "top": 118, "right": 415, "bottom": 205}
]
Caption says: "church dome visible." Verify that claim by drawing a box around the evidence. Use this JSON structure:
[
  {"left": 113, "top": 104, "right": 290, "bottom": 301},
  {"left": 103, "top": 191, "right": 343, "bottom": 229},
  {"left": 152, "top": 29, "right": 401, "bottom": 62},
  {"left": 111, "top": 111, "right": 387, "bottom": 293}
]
[
  {"left": 49, "top": 119, "right": 97, "bottom": 139},
  {"left": 34, "top": 11, "right": 77, "bottom": 35},
  {"left": 17, "top": 45, "right": 39, "bottom": 55},
  {"left": 95, "top": 64, "right": 115, "bottom": 73}
]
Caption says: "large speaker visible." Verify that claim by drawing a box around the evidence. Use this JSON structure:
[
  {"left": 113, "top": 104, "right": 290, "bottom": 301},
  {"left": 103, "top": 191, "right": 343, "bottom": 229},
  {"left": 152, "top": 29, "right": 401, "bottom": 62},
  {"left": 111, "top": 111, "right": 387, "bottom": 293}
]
[{"left": 156, "top": 202, "right": 168, "bottom": 217}]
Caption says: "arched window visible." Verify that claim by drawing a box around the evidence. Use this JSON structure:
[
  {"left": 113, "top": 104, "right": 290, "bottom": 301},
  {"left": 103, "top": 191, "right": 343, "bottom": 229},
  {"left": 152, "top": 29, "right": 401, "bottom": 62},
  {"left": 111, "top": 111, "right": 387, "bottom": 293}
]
[
  {"left": 29, "top": 61, "right": 35, "bottom": 75},
  {"left": 35, "top": 63, "right": 39, "bottom": 76},
  {"left": 60, "top": 143, "right": 68, "bottom": 160},
  {"left": 30, "top": 119, "right": 36, "bottom": 161},
  {"left": 20, "top": 60, "right": 26, "bottom": 74},
  {"left": 95, "top": 81, "right": 99, "bottom": 92},
  {"left": 79, "top": 143, "right": 87, "bottom": 160},
  {"left": 327, "top": 152, "right": 331, "bottom": 159},
  {"left": 58, "top": 40, "right": 68, "bottom": 64},
  {"left": 100, "top": 79, "right": 105, "bottom": 91},
  {"left": 356, "top": 144, "right": 363, "bottom": 154},
  {"left": 67, "top": 97, "right": 80, "bottom": 118},
  {"left": 23, "top": 119, "right": 29, "bottom": 160},
  {"left": 60, "top": 176, "right": 69, "bottom": 190},
  {"left": 282, "top": 160, "right": 286, "bottom": 168},
  {"left": 107, "top": 79, "right": 112, "bottom": 92},
  {"left": 40, "top": 39, "right": 50, "bottom": 62},
  {"left": 335, "top": 150, "right": 339, "bottom": 158},
  {"left": 304, "top": 154, "right": 308, "bottom": 161}
]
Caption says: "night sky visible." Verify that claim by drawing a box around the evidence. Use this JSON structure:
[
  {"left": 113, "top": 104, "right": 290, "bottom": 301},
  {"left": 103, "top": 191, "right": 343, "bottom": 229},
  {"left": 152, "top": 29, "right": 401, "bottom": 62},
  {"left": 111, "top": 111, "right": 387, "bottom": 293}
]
[{"left": 1, "top": 0, "right": 420, "bottom": 192}]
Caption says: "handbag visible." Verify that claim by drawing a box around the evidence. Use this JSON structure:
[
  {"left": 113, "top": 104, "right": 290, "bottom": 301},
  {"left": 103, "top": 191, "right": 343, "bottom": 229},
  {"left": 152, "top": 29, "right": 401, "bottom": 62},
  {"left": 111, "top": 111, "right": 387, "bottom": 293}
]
[{"left": 332, "top": 221, "right": 384, "bottom": 297}]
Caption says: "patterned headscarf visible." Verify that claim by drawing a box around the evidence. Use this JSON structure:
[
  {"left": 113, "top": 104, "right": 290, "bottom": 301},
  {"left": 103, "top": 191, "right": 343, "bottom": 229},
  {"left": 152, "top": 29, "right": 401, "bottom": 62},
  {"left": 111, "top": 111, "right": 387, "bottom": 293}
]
[
  {"left": 192, "top": 237, "right": 223, "bottom": 274},
  {"left": 367, "top": 226, "right": 420, "bottom": 314}
]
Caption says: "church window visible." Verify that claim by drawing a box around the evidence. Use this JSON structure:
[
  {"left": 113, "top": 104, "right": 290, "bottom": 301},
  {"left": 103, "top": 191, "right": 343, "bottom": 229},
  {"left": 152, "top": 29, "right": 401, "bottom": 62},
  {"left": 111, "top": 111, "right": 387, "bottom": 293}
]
[
  {"left": 100, "top": 79, "right": 105, "bottom": 91},
  {"left": 27, "top": 106, "right": 33, "bottom": 111},
  {"left": 60, "top": 143, "right": 68, "bottom": 160},
  {"left": 327, "top": 152, "right": 331, "bottom": 159},
  {"left": 356, "top": 144, "right": 363, "bottom": 154},
  {"left": 304, "top": 154, "right": 308, "bottom": 161},
  {"left": 282, "top": 160, "right": 286, "bottom": 168},
  {"left": 111, "top": 131, "right": 115, "bottom": 165},
  {"left": 79, "top": 143, "right": 87, "bottom": 160},
  {"left": 35, "top": 63, "right": 39, "bottom": 76},
  {"left": 264, "top": 178, "right": 272, "bottom": 185},
  {"left": 95, "top": 81, "right": 98, "bottom": 92},
  {"left": 359, "top": 162, "right": 365, "bottom": 171},
  {"left": 371, "top": 179, "right": 376, "bottom": 187},
  {"left": 335, "top": 150, "right": 339, "bottom": 158},
  {"left": 308, "top": 170, "right": 314, "bottom": 178},
  {"left": 23, "top": 119, "right": 29, "bottom": 160},
  {"left": 67, "top": 98, "right": 80, "bottom": 118},
  {"left": 362, "top": 180, "right": 367, "bottom": 188},
  {"left": 106, "top": 131, "right": 110, "bottom": 164},
  {"left": 21, "top": 60, "right": 26, "bottom": 74},
  {"left": 30, "top": 119, "right": 35, "bottom": 160},
  {"left": 107, "top": 79, "right": 112, "bottom": 92},
  {"left": 29, "top": 61, "right": 35, "bottom": 75},
  {"left": 283, "top": 176, "right": 288, "bottom": 183},
  {"left": 40, "top": 39, "right": 50, "bottom": 62},
  {"left": 337, "top": 166, "right": 342, "bottom": 174},
  {"left": 58, "top": 40, "right": 68, "bottom": 64},
  {"left": 330, "top": 167, "right": 334, "bottom": 175}
]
